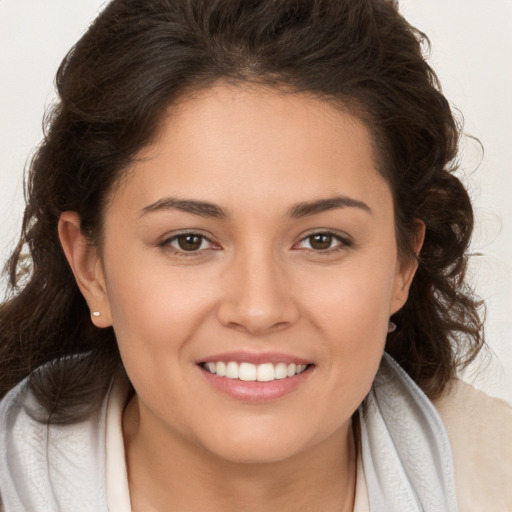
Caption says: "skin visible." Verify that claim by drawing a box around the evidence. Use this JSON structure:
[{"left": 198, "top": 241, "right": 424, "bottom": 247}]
[{"left": 59, "top": 84, "right": 422, "bottom": 512}]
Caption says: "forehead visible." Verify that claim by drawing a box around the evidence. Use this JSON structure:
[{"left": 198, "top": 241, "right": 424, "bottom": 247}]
[{"left": 109, "top": 83, "right": 391, "bottom": 218}]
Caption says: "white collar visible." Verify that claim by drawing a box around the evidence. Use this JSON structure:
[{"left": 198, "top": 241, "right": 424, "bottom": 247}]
[{"left": 359, "top": 353, "right": 459, "bottom": 511}]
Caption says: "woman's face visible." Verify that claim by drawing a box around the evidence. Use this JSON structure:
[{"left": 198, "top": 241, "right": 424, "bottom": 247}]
[{"left": 85, "top": 84, "right": 417, "bottom": 463}]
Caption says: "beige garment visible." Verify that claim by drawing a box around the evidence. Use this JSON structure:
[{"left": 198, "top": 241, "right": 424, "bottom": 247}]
[
  {"left": 353, "top": 452, "right": 370, "bottom": 512},
  {"left": 433, "top": 379, "right": 512, "bottom": 512},
  {"left": 106, "top": 380, "right": 132, "bottom": 512},
  {"left": 106, "top": 378, "right": 512, "bottom": 512}
]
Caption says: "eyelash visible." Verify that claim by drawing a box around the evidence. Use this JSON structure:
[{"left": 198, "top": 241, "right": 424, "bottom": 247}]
[
  {"left": 159, "top": 231, "right": 219, "bottom": 257},
  {"left": 293, "top": 230, "right": 352, "bottom": 253},
  {"left": 159, "top": 230, "right": 352, "bottom": 257}
]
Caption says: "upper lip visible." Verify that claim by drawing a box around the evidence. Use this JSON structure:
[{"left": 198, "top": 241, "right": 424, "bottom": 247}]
[{"left": 198, "top": 351, "right": 312, "bottom": 366}]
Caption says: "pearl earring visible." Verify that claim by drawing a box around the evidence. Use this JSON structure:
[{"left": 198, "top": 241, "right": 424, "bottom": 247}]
[{"left": 92, "top": 311, "right": 101, "bottom": 317}]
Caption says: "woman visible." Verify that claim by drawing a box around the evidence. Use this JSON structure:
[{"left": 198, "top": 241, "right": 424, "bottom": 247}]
[{"left": 0, "top": 1, "right": 510, "bottom": 510}]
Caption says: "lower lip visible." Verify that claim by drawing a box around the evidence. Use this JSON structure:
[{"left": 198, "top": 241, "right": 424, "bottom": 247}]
[{"left": 199, "top": 366, "right": 313, "bottom": 403}]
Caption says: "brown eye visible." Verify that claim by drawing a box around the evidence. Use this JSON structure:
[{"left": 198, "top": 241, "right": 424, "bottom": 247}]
[
  {"left": 309, "top": 233, "right": 334, "bottom": 250},
  {"left": 176, "top": 234, "right": 204, "bottom": 251},
  {"left": 294, "top": 231, "right": 351, "bottom": 253},
  {"left": 161, "top": 232, "right": 219, "bottom": 256}
]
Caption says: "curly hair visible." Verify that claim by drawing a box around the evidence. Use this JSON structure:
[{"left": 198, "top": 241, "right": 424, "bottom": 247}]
[{"left": 0, "top": 0, "right": 483, "bottom": 422}]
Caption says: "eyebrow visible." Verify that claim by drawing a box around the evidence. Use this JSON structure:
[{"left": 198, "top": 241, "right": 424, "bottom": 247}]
[
  {"left": 287, "top": 195, "right": 372, "bottom": 218},
  {"left": 140, "top": 198, "right": 228, "bottom": 219},
  {"left": 140, "top": 195, "right": 372, "bottom": 219}
]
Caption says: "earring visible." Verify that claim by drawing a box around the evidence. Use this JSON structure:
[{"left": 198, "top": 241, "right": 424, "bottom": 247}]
[
  {"left": 387, "top": 321, "right": 397, "bottom": 333},
  {"left": 92, "top": 311, "right": 101, "bottom": 317}
]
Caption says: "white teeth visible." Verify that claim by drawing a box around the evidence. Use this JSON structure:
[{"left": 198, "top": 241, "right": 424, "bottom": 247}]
[
  {"left": 275, "top": 363, "right": 288, "bottom": 379},
  {"left": 239, "top": 362, "right": 257, "bottom": 381},
  {"left": 226, "top": 361, "right": 239, "bottom": 379},
  {"left": 287, "top": 363, "right": 297, "bottom": 377},
  {"left": 203, "top": 361, "right": 309, "bottom": 381},
  {"left": 257, "top": 363, "right": 275, "bottom": 382},
  {"left": 216, "top": 361, "right": 226, "bottom": 377}
]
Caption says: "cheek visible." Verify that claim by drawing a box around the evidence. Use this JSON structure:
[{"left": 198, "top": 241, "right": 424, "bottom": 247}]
[
  {"left": 299, "top": 255, "right": 397, "bottom": 392},
  {"left": 103, "top": 248, "right": 218, "bottom": 360},
  {"left": 301, "top": 256, "right": 397, "bottom": 339},
  {"left": 103, "top": 262, "right": 214, "bottom": 412}
]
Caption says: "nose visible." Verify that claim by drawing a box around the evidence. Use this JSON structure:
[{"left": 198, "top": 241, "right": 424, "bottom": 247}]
[{"left": 216, "top": 248, "right": 300, "bottom": 336}]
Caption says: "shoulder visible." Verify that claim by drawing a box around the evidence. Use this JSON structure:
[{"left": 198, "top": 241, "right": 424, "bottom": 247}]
[
  {"left": 0, "top": 376, "right": 110, "bottom": 512},
  {"left": 433, "top": 379, "right": 512, "bottom": 511}
]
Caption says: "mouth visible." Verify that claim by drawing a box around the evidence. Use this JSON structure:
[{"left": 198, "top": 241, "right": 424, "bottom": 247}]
[
  {"left": 199, "top": 361, "right": 311, "bottom": 382},
  {"left": 197, "top": 354, "right": 315, "bottom": 403}
]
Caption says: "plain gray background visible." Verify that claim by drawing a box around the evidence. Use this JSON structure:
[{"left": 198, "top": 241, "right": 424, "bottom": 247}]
[{"left": 1, "top": 0, "right": 511, "bottom": 403}]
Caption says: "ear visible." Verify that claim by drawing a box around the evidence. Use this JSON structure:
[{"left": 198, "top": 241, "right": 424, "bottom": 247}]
[
  {"left": 389, "top": 220, "right": 425, "bottom": 315},
  {"left": 58, "top": 211, "right": 112, "bottom": 328}
]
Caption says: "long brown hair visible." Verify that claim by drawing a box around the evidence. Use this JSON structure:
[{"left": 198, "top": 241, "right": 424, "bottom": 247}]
[{"left": 1, "top": 0, "right": 483, "bottom": 423}]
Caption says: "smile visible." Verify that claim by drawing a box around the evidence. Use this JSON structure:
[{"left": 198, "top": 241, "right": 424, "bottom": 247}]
[{"left": 201, "top": 361, "right": 309, "bottom": 382}]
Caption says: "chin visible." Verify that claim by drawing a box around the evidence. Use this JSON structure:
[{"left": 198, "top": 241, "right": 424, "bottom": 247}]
[
  {"left": 209, "top": 439, "right": 305, "bottom": 466},
  {"left": 196, "top": 420, "right": 327, "bottom": 466}
]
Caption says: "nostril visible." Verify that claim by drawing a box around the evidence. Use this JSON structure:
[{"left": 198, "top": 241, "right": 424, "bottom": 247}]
[{"left": 215, "top": 268, "right": 301, "bottom": 334}]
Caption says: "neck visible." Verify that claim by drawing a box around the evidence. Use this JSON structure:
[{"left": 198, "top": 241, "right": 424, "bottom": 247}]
[{"left": 123, "top": 396, "right": 357, "bottom": 512}]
